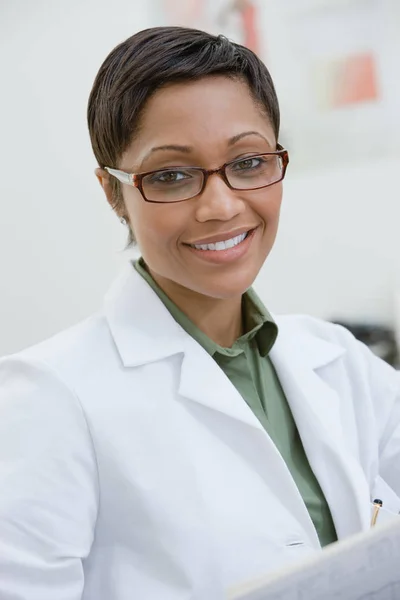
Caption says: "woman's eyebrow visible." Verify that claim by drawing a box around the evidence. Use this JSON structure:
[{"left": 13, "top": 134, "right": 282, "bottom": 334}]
[
  {"left": 144, "top": 133, "right": 270, "bottom": 159},
  {"left": 228, "top": 131, "right": 271, "bottom": 146},
  {"left": 143, "top": 144, "right": 192, "bottom": 160},
  {"left": 135, "top": 133, "right": 271, "bottom": 171},
  {"left": 135, "top": 144, "right": 193, "bottom": 171}
]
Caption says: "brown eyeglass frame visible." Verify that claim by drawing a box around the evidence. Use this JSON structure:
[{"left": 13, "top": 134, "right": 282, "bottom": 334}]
[{"left": 105, "top": 144, "right": 289, "bottom": 204}]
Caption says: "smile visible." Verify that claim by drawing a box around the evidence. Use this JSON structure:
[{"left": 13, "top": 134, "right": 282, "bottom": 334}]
[
  {"left": 190, "top": 231, "right": 249, "bottom": 251},
  {"left": 184, "top": 227, "right": 258, "bottom": 265}
]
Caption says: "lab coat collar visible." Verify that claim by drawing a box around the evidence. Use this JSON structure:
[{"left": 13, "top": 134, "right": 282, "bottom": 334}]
[
  {"left": 105, "top": 263, "right": 345, "bottom": 371},
  {"left": 104, "top": 263, "right": 187, "bottom": 367},
  {"left": 104, "top": 265, "right": 266, "bottom": 430},
  {"left": 104, "top": 263, "right": 348, "bottom": 451}
]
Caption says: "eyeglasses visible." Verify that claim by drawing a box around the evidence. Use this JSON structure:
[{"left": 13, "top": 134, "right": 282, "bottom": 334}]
[{"left": 105, "top": 144, "right": 289, "bottom": 204}]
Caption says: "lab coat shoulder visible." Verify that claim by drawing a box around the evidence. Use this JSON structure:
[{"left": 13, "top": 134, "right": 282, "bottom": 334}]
[
  {"left": 276, "top": 312, "right": 399, "bottom": 395},
  {"left": 20, "top": 311, "right": 120, "bottom": 382}
]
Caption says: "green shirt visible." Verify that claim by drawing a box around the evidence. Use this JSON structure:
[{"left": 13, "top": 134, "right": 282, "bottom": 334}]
[{"left": 134, "top": 258, "right": 337, "bottom": 547}]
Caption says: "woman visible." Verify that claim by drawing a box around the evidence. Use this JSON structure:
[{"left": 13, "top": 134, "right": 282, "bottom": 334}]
[{"left": 0, "top": 26, "right": 399, "bottom": 600}]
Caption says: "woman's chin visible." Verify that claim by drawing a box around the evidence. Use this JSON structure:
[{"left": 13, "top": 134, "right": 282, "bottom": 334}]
[{"left": 194, "top": 273, "right": 259, "bottom": 300}]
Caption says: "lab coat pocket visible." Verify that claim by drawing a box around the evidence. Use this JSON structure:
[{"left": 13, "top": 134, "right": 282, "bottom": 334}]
[{"left": 370, "top": 476, "right": 400, "bottom": 525}]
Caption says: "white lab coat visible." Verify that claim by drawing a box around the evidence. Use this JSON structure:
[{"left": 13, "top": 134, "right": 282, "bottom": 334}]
[{"left": 0, "top": 263, "right": 399, "bottom": 600}]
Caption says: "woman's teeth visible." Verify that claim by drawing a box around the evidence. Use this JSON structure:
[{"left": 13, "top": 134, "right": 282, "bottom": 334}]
[{"left": 191, "top": 231, "right": 248, "bottom": 251}]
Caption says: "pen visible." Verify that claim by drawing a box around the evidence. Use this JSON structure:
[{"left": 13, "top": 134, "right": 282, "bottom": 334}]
[{"left": 371, "top": 498, "right": 383, "bottom": 527}]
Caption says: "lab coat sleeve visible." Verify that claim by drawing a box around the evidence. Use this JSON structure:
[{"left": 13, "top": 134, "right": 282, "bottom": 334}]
[{"left": 0, "top": 356, "right": 99, "bottom": 600}]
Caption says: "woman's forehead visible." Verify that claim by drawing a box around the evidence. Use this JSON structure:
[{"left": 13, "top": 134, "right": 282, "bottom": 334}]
[
  {"left": 142, "top": 76, "right": 266, "bottom": 123},
  {"left": 126, "top": 77, "right": 275, "bottom": 162}
]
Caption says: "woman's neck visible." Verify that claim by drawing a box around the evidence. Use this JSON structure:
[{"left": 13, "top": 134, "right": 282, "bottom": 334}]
[{"left": 149, "top": 270, "right": 243, "bottom": 348}]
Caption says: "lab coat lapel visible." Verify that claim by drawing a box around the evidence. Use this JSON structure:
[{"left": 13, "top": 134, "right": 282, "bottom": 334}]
[
  {"left": 104, "top": 264, "right": 186, "bottom": 367},
  {"left": 105, "top": 264, "right": 264, "bottom": 430},
  {"left": 179, "top": 335, "right": 323, "bottom": 547},
  {"left": 271, "top": 320, "right": 371, "bottom": 538},
  {"left": 178, "top": 336, "right": 265, "bottom": 431}
]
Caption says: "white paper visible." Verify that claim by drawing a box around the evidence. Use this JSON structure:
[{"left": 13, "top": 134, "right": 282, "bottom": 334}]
[{"left": 229, "top": 517, "right": 400, "bottom": 600}]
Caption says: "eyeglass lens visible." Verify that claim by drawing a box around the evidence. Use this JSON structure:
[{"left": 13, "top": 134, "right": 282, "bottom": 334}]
[{"left": 141, "top": 155, "right": 283, "bottom": 202}]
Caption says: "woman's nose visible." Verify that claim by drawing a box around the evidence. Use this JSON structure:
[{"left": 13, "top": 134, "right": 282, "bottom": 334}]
[{"left": 194, "top": 174, "right": 246, "bottom": 223}]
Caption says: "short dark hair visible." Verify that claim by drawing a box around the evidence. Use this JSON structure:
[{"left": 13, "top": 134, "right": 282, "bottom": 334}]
[{"left": 87, "top": 26, "right": 280, "bottom": 244}]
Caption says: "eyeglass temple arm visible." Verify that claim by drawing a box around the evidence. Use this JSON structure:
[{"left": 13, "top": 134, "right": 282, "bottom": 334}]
[{"left": 105, "top": 167, "right": 134, "bottom": 186}]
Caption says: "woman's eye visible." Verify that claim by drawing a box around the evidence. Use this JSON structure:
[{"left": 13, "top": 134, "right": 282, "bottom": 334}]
[
  {"left": 150, "top": 170, "right": 189, "bottom": 184},
  {"left": 232, "top": 157, "right": 263, "bottom": 171}
]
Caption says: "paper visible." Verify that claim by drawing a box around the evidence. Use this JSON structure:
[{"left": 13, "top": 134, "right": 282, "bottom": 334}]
[{"left": 229, "top": 517, "right": 400, "bottom": 600}]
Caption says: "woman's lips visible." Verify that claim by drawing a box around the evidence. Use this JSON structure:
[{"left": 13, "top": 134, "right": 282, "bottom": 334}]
[{"left": 184, "top": 227, "right": 257, "bottom": 264}]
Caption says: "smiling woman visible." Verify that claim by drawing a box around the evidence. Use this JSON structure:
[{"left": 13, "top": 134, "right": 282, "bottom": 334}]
[
  {"left": 1, "top": 25, "right": 400, "bottom": 600},
  {"left": 89, "top": 29, "right": 287, "bottom": 344}
]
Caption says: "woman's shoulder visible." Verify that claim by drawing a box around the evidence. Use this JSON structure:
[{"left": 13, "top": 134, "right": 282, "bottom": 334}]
[
  {"left": 276, "top": 313, "right": 369, "bottom": 349},
  {"left": 0, "top": 311, "right": 117, "bottom": 387},
  {"left": 276, "top": 313, "right": 399, "bottom": 394}
]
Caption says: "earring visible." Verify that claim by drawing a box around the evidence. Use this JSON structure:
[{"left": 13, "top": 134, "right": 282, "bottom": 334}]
[{"left": 120, "top": 217, "right": 127, "bottom": 226}]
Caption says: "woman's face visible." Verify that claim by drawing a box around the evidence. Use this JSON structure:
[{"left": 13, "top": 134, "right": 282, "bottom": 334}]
[{"left": 119, "top": 76, "right": 283, "bottom": 299}]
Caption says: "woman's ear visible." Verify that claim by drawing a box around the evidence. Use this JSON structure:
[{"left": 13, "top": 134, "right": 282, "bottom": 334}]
[
  {"left": 94, "top": 168, "right": 130, "bottom": 228},
  {"left": 95, "top": 168, "right": 114, "bottom": 208}
]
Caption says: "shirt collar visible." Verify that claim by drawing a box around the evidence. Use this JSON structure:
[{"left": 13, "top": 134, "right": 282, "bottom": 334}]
[
  {"left": 134, "top": 258, "right": 278, "bottom": 358},
  {"left": 241, "top": 288, "right": 278, "bottom": 357}
]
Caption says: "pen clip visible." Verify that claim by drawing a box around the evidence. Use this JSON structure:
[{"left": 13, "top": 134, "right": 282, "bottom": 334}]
[{"left": 371, "top": 498, "right": 383, "bottom": 527}]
